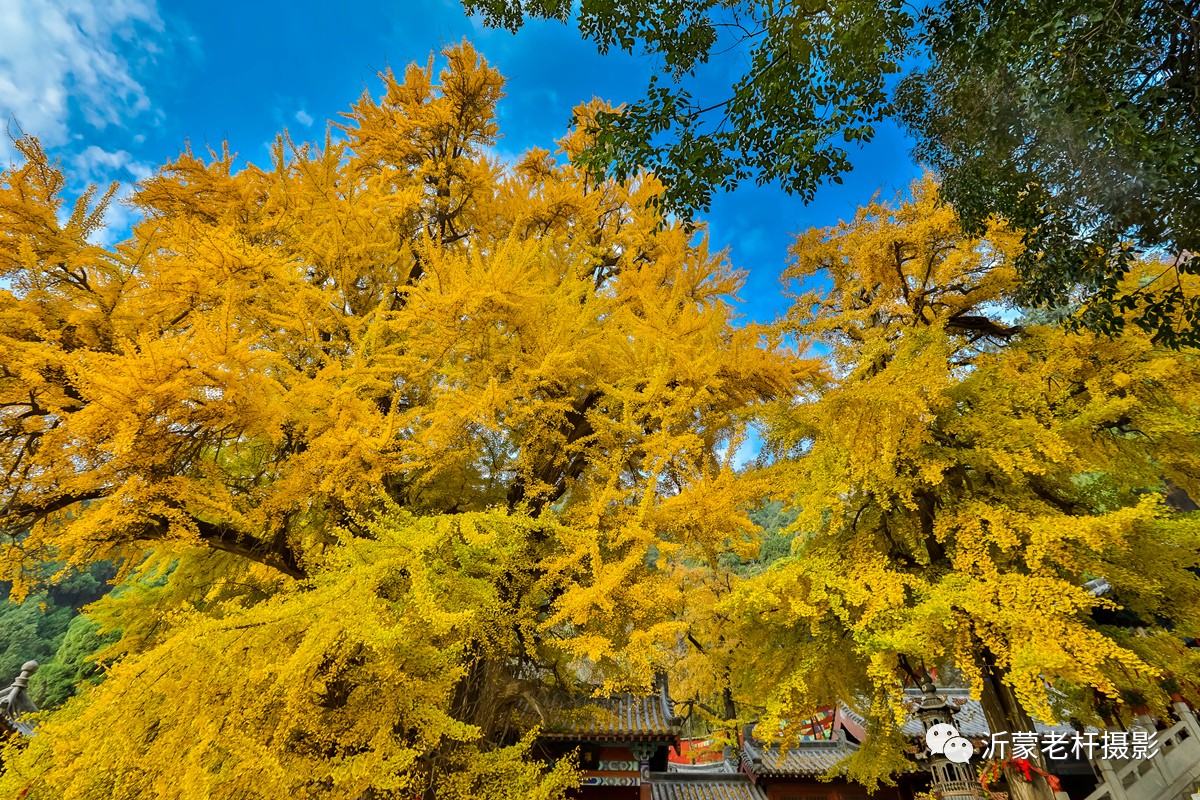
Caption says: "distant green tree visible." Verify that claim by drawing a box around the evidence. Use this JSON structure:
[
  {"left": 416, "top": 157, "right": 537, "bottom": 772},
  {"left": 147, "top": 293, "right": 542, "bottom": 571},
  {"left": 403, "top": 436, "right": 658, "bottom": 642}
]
[
  {"left": 0, "top": 562, "right": 115, "bottom": 703},
  {"left": 0, "top": 599, "right": 69, "bottom": 685},
  {"left": 715, "top": 499, "right": 800, "bottom": 575},
  {"left": 29, "top": 614, "right": 118, "bottom": 708},
  {"left": 747, "top": 499, "right": 798, "bottom": 567}
]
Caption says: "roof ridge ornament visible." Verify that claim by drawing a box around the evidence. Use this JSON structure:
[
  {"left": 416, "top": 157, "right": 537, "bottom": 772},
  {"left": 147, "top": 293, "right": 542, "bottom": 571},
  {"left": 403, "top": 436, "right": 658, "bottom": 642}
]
[{"left": 0, "top": 660, "right": 40, "bottom": 737}]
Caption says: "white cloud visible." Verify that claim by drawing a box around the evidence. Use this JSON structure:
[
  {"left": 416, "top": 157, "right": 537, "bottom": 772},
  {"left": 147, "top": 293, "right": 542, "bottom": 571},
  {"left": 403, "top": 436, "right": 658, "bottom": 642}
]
[
  {"left": 67, "top": 146, "right": 156, "bottom": 244},
  {"left": 0, "top": 0, "right": 163, "bottom": 163},
  {"left": 55, "top": 144, "right": 154, "bottom": 244},
  {"left": 87, "top": 186, "right": 142, "bottom": 246},
  {"left": 73, "top": 145, "right": 153, "bottom": 183},
  {"left": 295, "top": 109, "right": 314, "bottom": 127}
]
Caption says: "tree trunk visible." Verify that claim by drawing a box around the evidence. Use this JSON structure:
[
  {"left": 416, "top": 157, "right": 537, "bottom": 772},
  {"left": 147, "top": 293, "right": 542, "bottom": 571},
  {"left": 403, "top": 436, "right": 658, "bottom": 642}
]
[
  {"left": 1165, "top": 477, "right": 1199, "bottom": 512},
  {"left": 977, "top": 650, "right": 1057, "bottom": 800},
  {"left": 721, "top": 679, "right": 739, "bottom": 765}
]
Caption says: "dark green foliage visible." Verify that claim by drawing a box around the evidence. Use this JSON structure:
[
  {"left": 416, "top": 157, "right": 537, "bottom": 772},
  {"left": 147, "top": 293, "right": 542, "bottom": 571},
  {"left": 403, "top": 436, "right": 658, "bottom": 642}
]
[
  {"left": 464, "top": 0, "right": 1200, "bottom": 346},
  {"left": 28, "top": 614, "right": 119, "bottom": 708},
  {"left": 0, "top": 599, "right": 70, "bottom": 688},
  {"left": 896, "top": 0, "right": 1200, "bottom": 348},
  {"left": 462, "top": 0, "right": 910, "bottom": 214},
  {"left": 0, "top": 562, "right": 115, "bottom": 706},
  {"left": 747, "top": 499, "right": 798, "bottom": 566},
  {"left": 717, "top": 500, "right": 799, "bottom": 574}
]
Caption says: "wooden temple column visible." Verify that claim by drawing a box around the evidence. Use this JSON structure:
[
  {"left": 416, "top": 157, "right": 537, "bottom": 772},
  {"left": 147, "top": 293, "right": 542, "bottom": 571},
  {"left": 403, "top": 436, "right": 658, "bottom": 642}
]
[{"left": 629, "top": 741, "right": 656, "bottom": 800}]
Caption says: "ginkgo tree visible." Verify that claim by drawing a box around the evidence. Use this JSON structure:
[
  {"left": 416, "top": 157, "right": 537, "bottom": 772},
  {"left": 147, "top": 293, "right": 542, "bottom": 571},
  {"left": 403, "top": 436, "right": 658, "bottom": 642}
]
[
  {"left": 727, "top": 178, "right": 1200, "bottom": 800},
  {"left": 0, "top": 43, "right": 796, "bottom": 799}
]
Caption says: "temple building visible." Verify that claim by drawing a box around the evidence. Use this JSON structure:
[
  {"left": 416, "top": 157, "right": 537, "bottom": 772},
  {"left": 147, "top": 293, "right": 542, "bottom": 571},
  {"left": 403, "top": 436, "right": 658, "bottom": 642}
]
[
  {"left": 531, "top": 687, "right": 918, "bottom": 799},
  {"left": 528, "top": 681, "right": 1200, "bottom": 800}
]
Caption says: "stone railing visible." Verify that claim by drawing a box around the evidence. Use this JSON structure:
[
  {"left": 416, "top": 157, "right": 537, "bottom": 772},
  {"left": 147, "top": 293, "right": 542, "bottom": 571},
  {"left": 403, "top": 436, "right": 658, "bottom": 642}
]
[{"left": 1084, "top": 704, "right": 1200, "bottom": 800}]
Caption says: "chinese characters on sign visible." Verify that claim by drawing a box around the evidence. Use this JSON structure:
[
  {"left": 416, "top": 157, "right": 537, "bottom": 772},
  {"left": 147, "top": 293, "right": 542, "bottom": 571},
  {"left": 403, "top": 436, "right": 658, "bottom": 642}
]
[{"left": 983, "top": 730, "right": 1160, "bottom": 761}]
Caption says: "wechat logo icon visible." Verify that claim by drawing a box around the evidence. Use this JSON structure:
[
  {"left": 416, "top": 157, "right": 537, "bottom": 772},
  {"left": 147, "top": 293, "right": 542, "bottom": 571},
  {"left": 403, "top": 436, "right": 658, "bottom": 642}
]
[{"left": 926, "top": 722, "right": 974, "bottom": 764}]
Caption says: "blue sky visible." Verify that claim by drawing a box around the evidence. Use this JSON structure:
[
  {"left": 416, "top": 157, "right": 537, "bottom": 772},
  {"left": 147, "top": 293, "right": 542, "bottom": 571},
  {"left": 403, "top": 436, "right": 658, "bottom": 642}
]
[{"left": 0, "top": 0, "right": 922, "bottom": 324}]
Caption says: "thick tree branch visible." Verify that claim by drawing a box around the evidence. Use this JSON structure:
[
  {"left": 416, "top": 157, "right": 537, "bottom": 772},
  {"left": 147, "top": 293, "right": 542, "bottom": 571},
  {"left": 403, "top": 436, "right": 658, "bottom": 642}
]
[{"left": 945, "top": 313, "right": 1023, "bottom": 339}]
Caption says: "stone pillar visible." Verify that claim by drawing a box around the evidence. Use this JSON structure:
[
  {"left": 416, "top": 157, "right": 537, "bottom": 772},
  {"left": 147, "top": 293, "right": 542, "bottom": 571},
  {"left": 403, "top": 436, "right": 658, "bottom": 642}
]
[
  {"left": 1095, "top": 757, "right": 1129, "bottom": 800},
  {"left": 1175, "top": 701, "right": 1200, "bottom": 740}
]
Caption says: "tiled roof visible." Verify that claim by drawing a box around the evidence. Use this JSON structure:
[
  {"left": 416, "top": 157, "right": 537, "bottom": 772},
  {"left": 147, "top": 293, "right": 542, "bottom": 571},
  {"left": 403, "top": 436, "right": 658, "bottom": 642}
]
[
  {"left": 650, "top": 775, "right": 768, "bottom": 800},
  {"left": 740, "top": 733, "right": 859, "bottom": 778},
  {"left": 898, "top": 692, "right": 992, "bottom": 739},
  {"left": 534, "top": 693, "right": 681, "bottom": 741},
  {"left": 838, "top": 689, "right": 1095, "bottom": 741},
  {"left": 668, "top": 759, "right": 739, "bottom": 774},
  {"left": 900, "top": 689, "right": 1093, "bottom": 739}
]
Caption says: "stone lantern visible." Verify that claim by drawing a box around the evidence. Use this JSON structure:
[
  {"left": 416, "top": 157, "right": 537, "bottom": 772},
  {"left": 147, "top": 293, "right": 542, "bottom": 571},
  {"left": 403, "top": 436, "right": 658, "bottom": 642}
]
[{"left": 915, "top": 683, "right": 981, "bottom": 800}]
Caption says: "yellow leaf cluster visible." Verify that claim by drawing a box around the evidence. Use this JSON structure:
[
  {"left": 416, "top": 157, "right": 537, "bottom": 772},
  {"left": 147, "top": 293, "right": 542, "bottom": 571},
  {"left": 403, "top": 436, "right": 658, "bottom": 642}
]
[
  {"left": 0, "top": 42, "right": 796, "bottom": 796},
  {"left": 724, "top": 179, "right": 1200, "bottom": 785}
]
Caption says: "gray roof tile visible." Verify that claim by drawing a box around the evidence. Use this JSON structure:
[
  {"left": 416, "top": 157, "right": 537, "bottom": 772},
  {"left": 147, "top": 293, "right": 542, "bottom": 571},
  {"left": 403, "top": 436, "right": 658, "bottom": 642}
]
[
  {"left": 650, "top": 776, "right": 768, "bottom": 800},
  {"left": 839, "top": 690, "right": 1095, "bottom": 740},
  {"left": 741, "top": 734, "right": 860, "bottom": 778},
  {"left": 535, "top": 693, "right": 681, "bottom": 740}
]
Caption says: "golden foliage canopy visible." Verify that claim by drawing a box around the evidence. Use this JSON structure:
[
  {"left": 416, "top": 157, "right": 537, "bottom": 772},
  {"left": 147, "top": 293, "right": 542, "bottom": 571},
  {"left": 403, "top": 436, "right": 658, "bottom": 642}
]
[
  {"left": 721, "top": 178, "right": 1200, "bottom": 789},
  {"left": 4, "top": 43, "right": 1197, "bottom": 800},
  {"left": 0, "top": 43, "right": 796, "bottom": 799}
]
